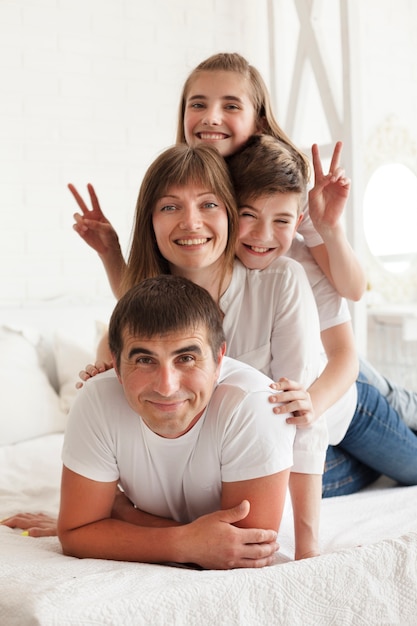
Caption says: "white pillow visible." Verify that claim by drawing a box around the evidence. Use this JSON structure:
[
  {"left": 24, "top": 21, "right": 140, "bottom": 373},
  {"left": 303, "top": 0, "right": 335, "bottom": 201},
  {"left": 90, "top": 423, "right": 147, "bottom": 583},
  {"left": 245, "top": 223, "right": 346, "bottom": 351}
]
[
  {"left": 0, "top": 326, "right": 66, "bottom": 446},
  {"left": 53, "top": 321, "right": 106, "bottom": 413}
]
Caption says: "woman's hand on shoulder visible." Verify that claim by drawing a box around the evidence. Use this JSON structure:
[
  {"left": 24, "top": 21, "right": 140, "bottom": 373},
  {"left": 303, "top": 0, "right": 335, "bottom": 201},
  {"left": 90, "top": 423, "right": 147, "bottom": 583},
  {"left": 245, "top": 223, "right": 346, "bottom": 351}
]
[
  {"left": 75, "top": 361, "right": 113, "bottom": 389},
  {"left": 269, "top": 377, "right": 316, "bottom": 427}
]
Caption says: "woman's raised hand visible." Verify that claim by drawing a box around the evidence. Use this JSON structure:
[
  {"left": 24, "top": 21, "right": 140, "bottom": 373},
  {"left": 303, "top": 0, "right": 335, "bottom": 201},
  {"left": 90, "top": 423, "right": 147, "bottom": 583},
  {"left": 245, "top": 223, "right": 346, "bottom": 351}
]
[{"left": 69, "top": 183, "right": 121, "bottom": 256}]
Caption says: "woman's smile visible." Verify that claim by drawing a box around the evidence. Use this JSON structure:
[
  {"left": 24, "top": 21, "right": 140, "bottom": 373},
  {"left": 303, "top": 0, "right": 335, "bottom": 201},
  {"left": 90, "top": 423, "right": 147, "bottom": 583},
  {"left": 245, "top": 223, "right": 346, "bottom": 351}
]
[{"left": 153, "top": 183, "right": 229, "bottom": 274}]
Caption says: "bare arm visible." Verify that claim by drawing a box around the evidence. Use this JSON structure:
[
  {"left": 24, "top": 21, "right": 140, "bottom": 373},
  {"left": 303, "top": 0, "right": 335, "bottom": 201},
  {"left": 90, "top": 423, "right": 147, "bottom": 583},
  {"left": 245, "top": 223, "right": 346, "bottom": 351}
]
[
  {"left": 308, "top": 142, "right": 366, "bottom": 301},
  {"left": 221, "top": 470, "right": 290, "bottom": 532},
  {"left": 75, "top": 331, "right": 113, "bottom": 389},
  {"left": 69, "top": 183, "right": 127, "bottom": 298},
  {"left": 0, "top": 489, "right": 181, "bottom": 537},
  {"left": 57, "top": 467, "right": 280, "bottom": 569},
  {"left": 111, "top": 489, "right": 182, "bottom": 528},
  {"left": 270, "top": 322, "right": 358, "bottom": 426},
  {"left": 308, "top": 321, "right": 359, "bottom": 418}
]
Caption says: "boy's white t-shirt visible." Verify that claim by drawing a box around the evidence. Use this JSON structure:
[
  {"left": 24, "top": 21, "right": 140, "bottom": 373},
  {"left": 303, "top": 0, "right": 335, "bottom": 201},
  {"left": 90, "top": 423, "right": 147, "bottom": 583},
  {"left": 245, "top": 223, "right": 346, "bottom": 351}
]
[
  {"left": 220, "top": 256, "right": 328, "bottom": 473},
  {"left": 62, "top": 357, "right": 295, "bottom": 524},
  {"left": 220, "top": 256, "right": 322, "bottom": 387}
]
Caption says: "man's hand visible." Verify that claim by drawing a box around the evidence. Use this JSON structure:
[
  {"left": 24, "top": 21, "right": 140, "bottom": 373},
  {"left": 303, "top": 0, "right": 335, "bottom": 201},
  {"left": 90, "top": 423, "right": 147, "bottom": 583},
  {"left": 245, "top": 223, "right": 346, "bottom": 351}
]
[
  {"left": 180, "top": 500, "right": 279, "bottom": 569},
  {"left": 268, "top": 378, "right": 315, "bottom": 427},
  {"left": 1, "top": 512, "right": 57, "bottom": 537}
]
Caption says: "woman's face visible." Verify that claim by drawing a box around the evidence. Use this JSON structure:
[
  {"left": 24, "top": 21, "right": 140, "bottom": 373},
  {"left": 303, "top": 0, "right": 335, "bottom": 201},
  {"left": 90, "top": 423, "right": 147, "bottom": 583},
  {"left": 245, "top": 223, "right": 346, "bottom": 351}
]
[{"left": 152, "top": 183, "right": 229, "bottom": 276}]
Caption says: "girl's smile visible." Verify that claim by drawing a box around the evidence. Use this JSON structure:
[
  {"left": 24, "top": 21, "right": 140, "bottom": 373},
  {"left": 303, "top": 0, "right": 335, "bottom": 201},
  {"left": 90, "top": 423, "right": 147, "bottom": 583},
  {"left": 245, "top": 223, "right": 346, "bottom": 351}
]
[{"left": 183, "top": 70, "right": 260, "bottom": 157}]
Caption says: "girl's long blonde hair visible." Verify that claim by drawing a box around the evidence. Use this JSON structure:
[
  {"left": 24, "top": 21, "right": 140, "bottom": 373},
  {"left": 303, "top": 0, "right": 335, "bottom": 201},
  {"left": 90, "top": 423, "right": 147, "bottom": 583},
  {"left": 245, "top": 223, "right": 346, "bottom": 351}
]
[
  {"left": 122, "top": 143, "right": 238, "bottom": 299},
  {"left": 176, "top": 52, "right": 310, "bottom": 177}
]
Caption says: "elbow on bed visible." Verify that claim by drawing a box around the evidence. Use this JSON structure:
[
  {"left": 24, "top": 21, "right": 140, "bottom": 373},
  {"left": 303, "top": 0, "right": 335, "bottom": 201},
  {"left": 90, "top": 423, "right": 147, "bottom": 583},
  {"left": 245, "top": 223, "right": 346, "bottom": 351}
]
[{"left": 57, "top": 526, "right": 84, "bottom": 558}]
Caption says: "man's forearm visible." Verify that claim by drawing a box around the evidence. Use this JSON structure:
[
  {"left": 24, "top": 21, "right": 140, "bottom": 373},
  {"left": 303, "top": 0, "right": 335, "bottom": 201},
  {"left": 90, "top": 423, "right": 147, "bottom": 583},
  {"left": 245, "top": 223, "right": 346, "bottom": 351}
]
[
  {"left": 111, "top": 489, "right": 181, "bottom": 528},
  {"left": 58, "top": 503, "right": 280, "bottom": 570},
  {"left": 59, "top": 517, "right": 187, "bottom": 563}
]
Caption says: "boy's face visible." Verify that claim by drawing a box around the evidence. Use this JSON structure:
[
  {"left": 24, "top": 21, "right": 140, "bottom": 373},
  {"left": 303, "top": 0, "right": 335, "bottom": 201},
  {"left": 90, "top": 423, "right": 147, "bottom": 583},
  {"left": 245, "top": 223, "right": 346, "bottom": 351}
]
[{"left": 236, "top": 193, "right": 303, "bottom": 270}]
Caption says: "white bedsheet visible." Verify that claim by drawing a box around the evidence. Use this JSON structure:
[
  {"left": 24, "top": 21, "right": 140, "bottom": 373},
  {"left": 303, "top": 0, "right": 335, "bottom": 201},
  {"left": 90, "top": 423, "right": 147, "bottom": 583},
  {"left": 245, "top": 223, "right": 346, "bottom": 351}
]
[{"left": 1, "top": 433, "right": 417, "bottom": 625}]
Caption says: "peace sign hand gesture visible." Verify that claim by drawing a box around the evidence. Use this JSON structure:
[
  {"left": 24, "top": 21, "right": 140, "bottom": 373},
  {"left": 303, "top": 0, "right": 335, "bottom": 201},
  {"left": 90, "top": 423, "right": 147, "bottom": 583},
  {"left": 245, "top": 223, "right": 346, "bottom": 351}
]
[{"left": 308, "top": 141, "right": 351, "bottom": 235}]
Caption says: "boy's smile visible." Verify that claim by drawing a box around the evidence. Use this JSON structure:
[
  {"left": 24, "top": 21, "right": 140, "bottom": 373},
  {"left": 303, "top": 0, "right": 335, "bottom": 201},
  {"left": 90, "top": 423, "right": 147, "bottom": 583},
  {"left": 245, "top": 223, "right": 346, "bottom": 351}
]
[{"left": 236, "top": 193, "right": 303, "bottom": 270}]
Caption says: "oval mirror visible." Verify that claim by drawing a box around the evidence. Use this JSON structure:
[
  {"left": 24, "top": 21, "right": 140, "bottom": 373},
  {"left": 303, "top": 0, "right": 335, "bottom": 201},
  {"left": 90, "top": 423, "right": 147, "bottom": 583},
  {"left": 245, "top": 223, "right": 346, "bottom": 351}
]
[{"left": 363, "top": 163, "right": 417, "bottom": 273}]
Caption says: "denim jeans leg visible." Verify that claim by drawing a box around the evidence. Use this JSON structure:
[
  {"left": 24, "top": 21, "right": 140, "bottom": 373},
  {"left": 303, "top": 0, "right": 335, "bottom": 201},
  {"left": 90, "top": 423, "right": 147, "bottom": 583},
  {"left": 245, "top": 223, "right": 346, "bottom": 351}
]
[
  {"left": 359, "top": 355, "right": 417, "bottom": 430},
  {"left": 335, "top": 379, "right": 417, "bottom": 486},
  {"left": 322, "top": 445, "right": 380, "bottom": 498}
]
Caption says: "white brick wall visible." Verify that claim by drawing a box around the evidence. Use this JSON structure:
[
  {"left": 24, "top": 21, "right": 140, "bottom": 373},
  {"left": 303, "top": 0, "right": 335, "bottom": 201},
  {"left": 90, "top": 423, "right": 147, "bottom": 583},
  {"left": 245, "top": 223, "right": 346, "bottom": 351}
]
[
  {"left": 0, "top": 0, "right": 269, "bottom": 303},
  {"left": 1, "top": 0, "right": 417, "bottom": 309}
]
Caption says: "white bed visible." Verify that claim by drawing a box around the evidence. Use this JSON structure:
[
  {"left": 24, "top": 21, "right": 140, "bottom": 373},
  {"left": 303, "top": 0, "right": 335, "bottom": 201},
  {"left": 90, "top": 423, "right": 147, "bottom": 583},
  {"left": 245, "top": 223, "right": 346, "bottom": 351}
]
[{"left": 1, "top": 302, "right": 417, "bottom": 626}]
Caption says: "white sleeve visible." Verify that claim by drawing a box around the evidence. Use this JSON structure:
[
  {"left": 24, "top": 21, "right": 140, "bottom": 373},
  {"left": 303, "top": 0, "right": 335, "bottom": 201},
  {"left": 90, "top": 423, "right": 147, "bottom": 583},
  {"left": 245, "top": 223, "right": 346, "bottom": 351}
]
[
  {"left": 214, "top": 387, "right": 296, "bottom": 483},
  {"left": 62, "top": 378, "right": 121, "bottom": 483},
  {"left": 269, "top": 258, "right": 322, "bottom": 389}
]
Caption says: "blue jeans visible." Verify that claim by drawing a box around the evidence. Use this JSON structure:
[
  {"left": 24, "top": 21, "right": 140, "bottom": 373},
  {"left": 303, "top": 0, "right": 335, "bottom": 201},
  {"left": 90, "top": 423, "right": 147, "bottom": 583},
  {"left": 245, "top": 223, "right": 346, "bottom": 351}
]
[
  {"left": 359, "top": 355, "right": 417, "bottom": 430},
  {"left": 322, "top": 377, "right": 417, "bottom": 498}
]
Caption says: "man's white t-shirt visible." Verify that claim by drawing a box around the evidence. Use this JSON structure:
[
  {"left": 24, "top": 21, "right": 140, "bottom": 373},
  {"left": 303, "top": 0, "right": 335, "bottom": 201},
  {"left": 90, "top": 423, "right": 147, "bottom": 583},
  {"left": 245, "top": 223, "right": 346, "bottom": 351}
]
[{"left": 62, "top": 357, "right": 295, "bottom": 524}]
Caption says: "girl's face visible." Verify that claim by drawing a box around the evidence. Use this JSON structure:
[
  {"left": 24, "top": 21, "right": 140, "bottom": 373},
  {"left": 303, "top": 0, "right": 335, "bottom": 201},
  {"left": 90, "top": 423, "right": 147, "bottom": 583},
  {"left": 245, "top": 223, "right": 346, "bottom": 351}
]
[
  {"left": 236, "top": 193, "right": 303, "bottom": 270},
  {"left": 183, "top": 70, "right": 260, "bottom": 157},
  {"left": 152, "top": 183, "right": 229, "bottom": 276}
]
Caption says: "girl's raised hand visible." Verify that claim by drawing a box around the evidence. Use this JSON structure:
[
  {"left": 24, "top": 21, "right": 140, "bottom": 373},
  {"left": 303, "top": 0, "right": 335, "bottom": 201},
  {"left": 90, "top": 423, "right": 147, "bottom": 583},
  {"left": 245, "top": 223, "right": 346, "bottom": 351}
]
[
  {"left": 308, "top": 142, "right": 351, "bottom": 233},
  {"left": 69, "top": 183, "right": 121, "bottom": 256}
]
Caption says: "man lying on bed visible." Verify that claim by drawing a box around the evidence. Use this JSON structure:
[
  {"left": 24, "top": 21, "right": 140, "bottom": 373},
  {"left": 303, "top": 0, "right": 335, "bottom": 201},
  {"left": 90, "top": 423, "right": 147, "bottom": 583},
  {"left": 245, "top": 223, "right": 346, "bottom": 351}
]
[{"left": 40, "top": 275, "right": 295, "bottom": 570}]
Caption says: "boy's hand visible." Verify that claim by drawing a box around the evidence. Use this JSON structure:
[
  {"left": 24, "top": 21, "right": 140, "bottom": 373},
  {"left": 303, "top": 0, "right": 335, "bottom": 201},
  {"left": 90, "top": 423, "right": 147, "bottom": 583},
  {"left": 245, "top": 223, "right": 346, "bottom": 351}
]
[
  {"left": 308, "top": 142, "right": 351, "bottom": 235},
  {"left": 269, "top": 378, "right": 316, "bottom": 427}
]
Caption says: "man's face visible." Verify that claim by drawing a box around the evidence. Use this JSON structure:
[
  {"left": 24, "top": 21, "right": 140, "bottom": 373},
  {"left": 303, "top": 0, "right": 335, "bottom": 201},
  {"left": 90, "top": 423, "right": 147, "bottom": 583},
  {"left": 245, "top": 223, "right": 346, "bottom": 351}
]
[{"left": 115, "top": 325, "right": 225, "bottom": 438}]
